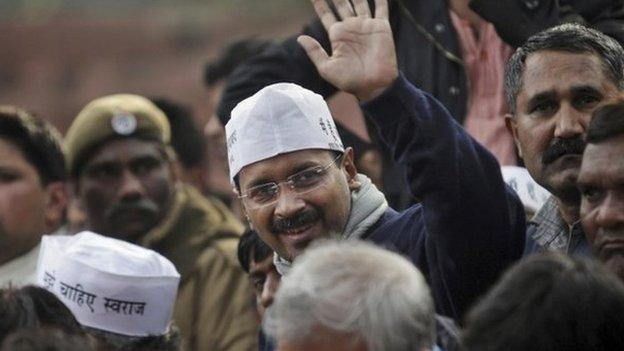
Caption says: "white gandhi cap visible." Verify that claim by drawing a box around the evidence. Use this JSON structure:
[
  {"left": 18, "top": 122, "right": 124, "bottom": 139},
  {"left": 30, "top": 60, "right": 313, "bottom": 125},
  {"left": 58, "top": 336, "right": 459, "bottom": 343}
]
[
  {"left": 36, "top": 231, "right": 180, "bottom": 337},
  {"left": 225, "top": 83, "right": 344, "bottom": 184}
]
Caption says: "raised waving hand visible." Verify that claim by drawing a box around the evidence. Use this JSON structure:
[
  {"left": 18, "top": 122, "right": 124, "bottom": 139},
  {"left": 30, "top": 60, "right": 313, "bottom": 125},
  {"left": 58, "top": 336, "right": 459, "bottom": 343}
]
[{"left": 297, "top": 0, "right": 398, "bottom": 102}]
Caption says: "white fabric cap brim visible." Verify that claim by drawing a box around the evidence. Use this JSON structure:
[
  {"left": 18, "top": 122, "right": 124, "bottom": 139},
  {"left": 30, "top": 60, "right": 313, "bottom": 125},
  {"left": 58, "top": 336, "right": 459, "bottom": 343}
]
[
  {"left": 226, "top": 83, "right": 344, "bottom": 184},
  {"left": 36, "top": 231, "right": 180, "bottom": 337}
]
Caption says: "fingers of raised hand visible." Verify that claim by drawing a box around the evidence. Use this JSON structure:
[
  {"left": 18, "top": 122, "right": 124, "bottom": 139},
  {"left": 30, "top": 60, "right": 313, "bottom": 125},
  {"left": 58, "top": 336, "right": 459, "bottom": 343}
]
[
  {"left": 352, "top": 0, "right": 372, "bottom": 18},
  {"left": 373, "top": 0, "right": 388, "bottom": 19},
  {"left": 333, "top": 0, "right": 356, "bottom": 20},
  {"left": 312, "top": 0, "right": 386, "bottom": 28},
  {"left": 297, "top": 35, "right": 330, "bottom": 69},
  {"left": 311, "top": 0, "right": 338, "bottom": 32}
]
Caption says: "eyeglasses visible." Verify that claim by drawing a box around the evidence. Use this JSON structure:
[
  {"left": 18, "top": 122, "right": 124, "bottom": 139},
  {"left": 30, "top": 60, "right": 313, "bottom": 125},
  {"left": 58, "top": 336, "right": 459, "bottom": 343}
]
[{"left": 239, "top": 154, "right": 343, "bottom": 209}]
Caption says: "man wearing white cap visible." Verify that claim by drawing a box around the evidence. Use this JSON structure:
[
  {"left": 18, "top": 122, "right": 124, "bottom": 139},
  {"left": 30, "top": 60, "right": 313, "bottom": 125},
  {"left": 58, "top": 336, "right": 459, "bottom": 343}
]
[
  {"left": 226, "top": 0, "right": 525, "bottom": 321},
  {"left": 37, "top": 231, "right": 181, "bottom": 350},
  {"left": 64, "top": 95, "right": 257, "bottom": 351}
]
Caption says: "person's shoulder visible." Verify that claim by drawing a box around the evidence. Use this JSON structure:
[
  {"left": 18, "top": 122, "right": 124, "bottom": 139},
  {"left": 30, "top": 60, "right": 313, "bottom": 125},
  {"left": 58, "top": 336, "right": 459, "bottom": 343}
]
[
  {"left": 182, "top": 185, "right": 245, "bottom": 235},
  {"left": 366, "top": 205, "right": 426, "bottom": 252},
  {"left": 176, "top": 185, "right": 245, "bottom": 269},
  {"left": 191, "top": 236, "right": 246, "bottom": 281},
  {"left": 380, "top": 204, "right": 424, "bottom": 229}
]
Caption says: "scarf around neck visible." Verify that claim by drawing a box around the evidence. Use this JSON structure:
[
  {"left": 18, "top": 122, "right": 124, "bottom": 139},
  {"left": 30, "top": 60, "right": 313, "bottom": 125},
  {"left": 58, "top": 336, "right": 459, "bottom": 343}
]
[{"left": 274, "top": 174, "right": 388, "bottom": 275}]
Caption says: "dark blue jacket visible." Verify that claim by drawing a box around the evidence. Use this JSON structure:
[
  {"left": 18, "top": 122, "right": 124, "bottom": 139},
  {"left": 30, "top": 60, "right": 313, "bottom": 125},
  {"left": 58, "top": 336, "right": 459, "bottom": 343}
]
[
  {"left": 360, "top": 75, "right": 526, "bottom": 321},
  {"left": 256, "top": 76, "right": 522, "bottom": 351}
]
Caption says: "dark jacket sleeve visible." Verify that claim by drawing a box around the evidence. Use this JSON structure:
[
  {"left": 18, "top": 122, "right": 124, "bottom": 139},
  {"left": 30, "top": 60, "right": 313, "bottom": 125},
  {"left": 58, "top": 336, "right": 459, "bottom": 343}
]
[
  {"left": 361, "top": 75, "right": 526, "bottom": 320},
  {"left": 470, "top": 0, "right": 624, "bottom": 47},
  {"left": 215, "top": 19, "right": 337, "bottom": 125}
]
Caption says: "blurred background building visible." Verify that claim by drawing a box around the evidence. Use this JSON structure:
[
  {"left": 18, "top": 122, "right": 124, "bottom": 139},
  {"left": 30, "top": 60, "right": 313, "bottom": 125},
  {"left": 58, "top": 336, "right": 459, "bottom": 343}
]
[{"left": 0, "top": 0, "right": 313, "bottom": 131}]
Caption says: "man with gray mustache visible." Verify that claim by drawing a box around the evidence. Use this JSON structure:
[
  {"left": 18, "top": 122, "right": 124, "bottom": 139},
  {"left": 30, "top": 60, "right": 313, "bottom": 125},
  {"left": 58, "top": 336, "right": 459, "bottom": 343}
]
[
  {"left": 504, "top": 24, "right": 624, "bottom": 255},
  {"left": 64, "top": 94, "right": 259, "bottom": 351}
]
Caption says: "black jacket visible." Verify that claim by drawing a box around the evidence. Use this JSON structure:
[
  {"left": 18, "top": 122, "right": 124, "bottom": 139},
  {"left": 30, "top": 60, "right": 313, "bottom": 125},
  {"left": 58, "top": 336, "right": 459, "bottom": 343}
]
[
  {"left": 471, "top": 0, "right": 624, "bottom": 47},
  {"left": 360, "top": 75, "right": 525, "bottom": 321}
]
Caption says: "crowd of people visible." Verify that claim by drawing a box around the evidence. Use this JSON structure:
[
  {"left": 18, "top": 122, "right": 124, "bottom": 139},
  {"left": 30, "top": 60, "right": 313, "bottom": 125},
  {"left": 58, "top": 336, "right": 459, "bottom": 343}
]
[{"left": 2, "top": 0, "right": 624, "bottom": 350}]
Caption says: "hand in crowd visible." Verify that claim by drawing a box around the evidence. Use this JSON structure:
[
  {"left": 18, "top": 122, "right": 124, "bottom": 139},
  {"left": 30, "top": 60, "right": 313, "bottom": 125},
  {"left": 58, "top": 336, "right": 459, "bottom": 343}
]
[{"left": 297, "top": 0, "right": 398, "bottom": 102}]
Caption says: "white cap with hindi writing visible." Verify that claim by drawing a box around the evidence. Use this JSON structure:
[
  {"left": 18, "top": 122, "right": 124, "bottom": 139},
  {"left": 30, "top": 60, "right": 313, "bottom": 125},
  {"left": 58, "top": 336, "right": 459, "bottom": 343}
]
[
  {"left": 35, "top": 231, "right": 180, "bottom": 337},
  {"left": 225, "top": 83, "right": 345, "bottom": 184}
]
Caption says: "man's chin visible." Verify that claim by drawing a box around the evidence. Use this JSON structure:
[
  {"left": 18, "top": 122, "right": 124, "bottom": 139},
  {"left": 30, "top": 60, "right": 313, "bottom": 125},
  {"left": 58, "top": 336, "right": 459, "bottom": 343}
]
[
  {"left": 544, "top": 154, "right": 581, "bottom": 174},
  {"left": 107, "top": 221, "right": 152, "bottom": 242},
  {"left": 543, "top": 162, "right": 581, "bottom": 196},
  {"left": 283, "top": 237, "right": 316, "bottom": 261},
  {"left": 279, "top": 221, "right": 325, "bottom": 260},
  {"left": 604, "top": 254, "right": 624, "bottom": 282}
]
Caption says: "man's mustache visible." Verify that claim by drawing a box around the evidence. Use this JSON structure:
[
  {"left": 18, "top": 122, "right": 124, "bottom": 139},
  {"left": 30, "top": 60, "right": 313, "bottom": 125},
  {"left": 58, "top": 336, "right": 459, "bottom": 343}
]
[
  {"left": 541, "top": 136, "right": 586, "bottom": 166},
  {"left": 272, "top": 208, "right": 321, "bottom": 233},
  {"left": 104, "top": 199, "right": 159, "bottom": 222}
]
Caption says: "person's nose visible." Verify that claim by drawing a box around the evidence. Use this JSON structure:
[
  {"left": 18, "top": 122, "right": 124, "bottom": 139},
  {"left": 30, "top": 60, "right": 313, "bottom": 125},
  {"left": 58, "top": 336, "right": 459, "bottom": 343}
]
[
  {"left": 118, "top": 169, "right": 145, "bottom": 201},
  {"left": 273, "top": 183, "right": 306, "bottom": 219},
  {"left": 553, "top": 105, "right": 586, "bottom": 139},
  {"left": 594, "top": 194, "right": 624, "bottom": 231}
]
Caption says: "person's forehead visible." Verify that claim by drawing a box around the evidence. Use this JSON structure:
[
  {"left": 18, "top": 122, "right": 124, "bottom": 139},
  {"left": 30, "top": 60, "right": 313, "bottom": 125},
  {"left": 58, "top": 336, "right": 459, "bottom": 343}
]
[
  {"left": 519, "top": 51, "right": 613, "bottom": 99},
  {"left": 0, "top": 137, "right": 30, "bottom": 166},
  {"left": 0, "top": 137, "right": 41, "bottom": 181},
  {"left": 580, "top": 136, "right": 624, "bottom": 182},
  {"left": 238, "top": 149, "right": 335, "bottom": 186},
  {"left": 85, "top": 138, "right": 165, "bottom": 166}
]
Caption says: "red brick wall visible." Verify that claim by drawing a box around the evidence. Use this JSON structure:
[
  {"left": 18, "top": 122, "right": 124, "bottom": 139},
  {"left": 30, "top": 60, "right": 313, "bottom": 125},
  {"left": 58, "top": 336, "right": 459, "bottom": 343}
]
[{"left": 0, "top": 5, "right": 312, "bottom": 132}]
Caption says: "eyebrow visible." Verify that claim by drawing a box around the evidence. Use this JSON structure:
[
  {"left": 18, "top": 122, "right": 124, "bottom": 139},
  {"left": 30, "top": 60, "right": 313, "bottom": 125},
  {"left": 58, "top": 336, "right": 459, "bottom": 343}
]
[
  {"left": 86, "top": 152, "right": 163, "bottom": 168},
  {"left": 0, "top": 164, "right": 19, "bottom": 171},
  {"left": 83, "top": 159, "right": 118, "bottom": 171},
  {"left": 525, "top": 84, "right": 605, "bottom": 110},
  {"left": 246, "top": 176, "right": 274, "bottom": 189},
  {"left": 245, "top": 160, "right": 326, "bottom": 189},
  {"left": 579, "top": 170, "right": 624, "bottom": 189},
  {"left": 290, "top": 160, "right": 325, "bottom": 174},
  {"left": 129, "top": 154, "right": 164, "bottom": 164},
  {"left": 526, "top": 91, "right": 557, "bottom": 112},
  {"left": 570, "top": 85, "right": 603, "bottom": 97},
  {"left": 576, "top": 177, "right": 595, "bottom": 190}
]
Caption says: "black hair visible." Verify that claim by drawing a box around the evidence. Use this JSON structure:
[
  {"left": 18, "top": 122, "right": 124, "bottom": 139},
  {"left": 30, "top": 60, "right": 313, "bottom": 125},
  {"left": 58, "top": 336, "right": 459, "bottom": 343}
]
[
  {"left": 0, "top": 286, "right": 83, "bottom": 344},
  {"left": 587, "top": 100, "right": 624, "bottom": 144},
  {"left": 0, "top": 106, "right": 66, "bottom": 184},
  {"left": 462, "top": 253, "right": 624, "bottom": 351},
  {"left": 505, "top": 23, "right": 624, "bottom": 113},
  {"left": 1, "top": 328, "right": 96, "bottom": 351},
  {"left": 335, "top": 122, "right": 374, "bottom": 155},
  {"left": 150, "top": 98, "right": 207, "bottom": 170},
  {"left": 85, "top": 325, "right": 181, "bottom": 351},
  {"left": 237, "top": 228, "right": 273, "bottom": 273},
  {"left": 203, "top": 38, "right": 273, "bottom": 87}
]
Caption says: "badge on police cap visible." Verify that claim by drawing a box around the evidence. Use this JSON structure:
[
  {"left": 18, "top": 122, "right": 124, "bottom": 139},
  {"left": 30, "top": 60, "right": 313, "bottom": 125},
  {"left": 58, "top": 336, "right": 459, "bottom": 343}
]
[{"left": 111, "top": 110, "right": 138, "bottom": 135}]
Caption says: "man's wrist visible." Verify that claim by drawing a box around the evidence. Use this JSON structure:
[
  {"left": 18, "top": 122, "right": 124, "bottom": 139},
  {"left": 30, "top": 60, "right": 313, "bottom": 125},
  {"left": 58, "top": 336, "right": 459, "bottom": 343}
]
[{"left": 355, "top": 74, "right": 399, "bottom": 103}]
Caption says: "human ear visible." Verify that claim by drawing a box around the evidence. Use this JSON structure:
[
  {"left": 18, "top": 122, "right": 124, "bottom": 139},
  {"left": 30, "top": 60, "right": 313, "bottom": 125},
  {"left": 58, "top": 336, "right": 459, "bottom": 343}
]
[
  {"left": 43, "top": 181, "right": 68, "bottom": 231},
  {"left": 505, "top": 114, "right": 523, "bottom": 159},
  {"left": 342, "top": 147, "right": 361, "bottom": 190}
]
